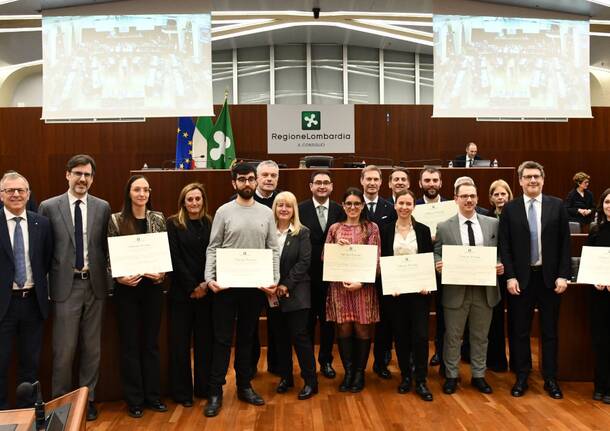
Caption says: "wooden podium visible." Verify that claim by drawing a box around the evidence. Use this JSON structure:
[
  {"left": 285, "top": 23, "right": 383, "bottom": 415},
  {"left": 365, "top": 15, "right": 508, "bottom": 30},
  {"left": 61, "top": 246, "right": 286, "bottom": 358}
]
[{"left": 0, "top": 409, "right": 34, "bottom": 430}]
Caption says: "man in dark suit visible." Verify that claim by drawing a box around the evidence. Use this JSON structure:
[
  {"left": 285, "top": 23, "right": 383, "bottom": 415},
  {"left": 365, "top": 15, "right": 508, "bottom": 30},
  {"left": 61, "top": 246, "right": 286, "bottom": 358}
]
[
  {"left": 499, "top": 160, "right": 571, "bottom": 399},
  {"left": 0, "top": 172, "right": 53, "bottom": 409},
  {"left": 298, "top": 170, "right": 345, "bottom": 379},
  {"left": 38, "top": 155, "right": 111, "bottom": 421},
  {"left": 386, "top": 168, "right": 410, "bottom": 205},
  {"left": 454, "top": 142, "right": 482, "bottom": 168}
]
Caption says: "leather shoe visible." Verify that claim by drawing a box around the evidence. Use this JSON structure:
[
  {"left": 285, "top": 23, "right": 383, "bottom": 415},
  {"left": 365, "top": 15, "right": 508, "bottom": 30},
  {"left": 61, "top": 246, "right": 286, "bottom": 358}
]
[
  {"left": 603, "top": 393, "right": 610, "bottom": 404},
  {"left": 297, "top": 384, "right": 318, "bottom": 400},
  {"left": 320, "top": 363, "right": 336, "bottom": 379},
  {"left": 87, "top": 402, "right": 98, "bottom": 421},
  {"left": 127, "top": 405, "right": 143, "bottom": 419},
  {"left": 443, "top": 378, "right": 458, "bottom": 394},
  {"left": 593, "top": 390, "right": 604, "bottom": 401},
  {"left": 237, "top": 387, "right": 265, "bottom": 406},
  {"left": 471, "top": 377, "right": 493, "bottom": 394},
  {"left": 204, "top": 395, "right": 222, "bottom": 417},
  {"left": 543, "top": 379, "right": 563, "bottom": 399},
  {"left": 373, "top": 363, "right": 391, "bottom": 379},
  {"left": 145, "top": 400, "right": 167, "bottom": 412},
  {"left": 397, "top": 376, "right": 411, "bottom": 394},
  {"left": 181, "top": 400, "right": 194, "bottom": 408},
  {"left": 511, "top": 377, "right": 529, "bottom": 397},
  {"left": 429, "top": 352, "right": 440, "bottom": 366},
  {"left": 415, "top": 382, "right": 433, "bottom": 401},
  {"left": 276, "top": 378, "right": 294, "bottom": 394}
]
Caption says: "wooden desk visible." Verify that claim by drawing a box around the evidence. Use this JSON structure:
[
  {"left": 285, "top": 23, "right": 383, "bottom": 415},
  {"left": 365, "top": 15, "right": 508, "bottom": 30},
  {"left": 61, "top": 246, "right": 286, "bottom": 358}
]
[{"left": 0, "top": 409, "right": 34, "bottom": 431}]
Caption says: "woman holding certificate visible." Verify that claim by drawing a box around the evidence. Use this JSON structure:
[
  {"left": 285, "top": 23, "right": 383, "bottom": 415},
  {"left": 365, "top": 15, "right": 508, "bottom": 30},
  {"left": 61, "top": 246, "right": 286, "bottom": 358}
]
[
  {"left": 269, "top": 191, "right": 318, "bottom": 400},
  {"left": 586, "top": 188, "right": 610, "bottom": 404},
  {"left": 325, "top": 187, "right": 381, "bottom": 393},
  {"left": 166, "top": 183, "right": 213, "bottom": 407},
  {"left": 379, "top": 189, "right": 434, "bottom": 401},
  {"left": 107, "top": 175, "right": 167, "bottom": 418}
]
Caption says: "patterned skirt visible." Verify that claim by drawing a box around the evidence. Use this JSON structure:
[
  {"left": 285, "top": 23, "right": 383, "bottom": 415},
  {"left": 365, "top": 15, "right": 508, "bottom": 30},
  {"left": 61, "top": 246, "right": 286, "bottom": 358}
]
[{"left": 325, "top": 282, "right": 379, "bottom": 324}]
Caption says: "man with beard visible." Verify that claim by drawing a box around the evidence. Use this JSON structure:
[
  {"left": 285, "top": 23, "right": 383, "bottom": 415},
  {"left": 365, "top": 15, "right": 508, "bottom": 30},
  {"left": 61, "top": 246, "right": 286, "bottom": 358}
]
[
  {"left": 203, "top": 162, "right": 280, "bottom": 417},
  {"left": 387, "top": 168, "right": 410, "bottom": 205}
]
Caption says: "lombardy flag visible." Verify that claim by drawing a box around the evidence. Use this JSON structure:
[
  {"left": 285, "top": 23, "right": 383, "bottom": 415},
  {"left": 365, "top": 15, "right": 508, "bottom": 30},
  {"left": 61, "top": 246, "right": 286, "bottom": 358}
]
[
  {"left": 207, "top": 98, "right": 236, "bottom": 169},
  {"left": 175, "top": 117, "right": 195, "bottom": 169}
]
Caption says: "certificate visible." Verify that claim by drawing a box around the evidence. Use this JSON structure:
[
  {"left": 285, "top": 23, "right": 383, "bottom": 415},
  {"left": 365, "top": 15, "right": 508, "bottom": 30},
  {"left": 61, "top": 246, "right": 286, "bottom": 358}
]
[
  {"left": 380, "top": 252, "right": 437, "bottom": 295},
  {"left": 577, "top": 246, "right": 610, "bottom": 285},
  {"left": 323, "top": 244, "right": 378, "bottom": 283},
  {"left": 108, "top": 232, "right": 173, "bottom": 278},
  {"left": 412, "top": 200, "right": 458, "bottom": 237},
  {"left": 441, "top": 245, "right": 497, "bottom": 286},
  {"left": 217, "top": 248, "right": 274, "bottom": 288}
]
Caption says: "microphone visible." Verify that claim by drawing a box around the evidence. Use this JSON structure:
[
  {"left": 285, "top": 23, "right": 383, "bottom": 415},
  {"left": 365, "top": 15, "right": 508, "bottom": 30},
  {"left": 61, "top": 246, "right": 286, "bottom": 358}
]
[{"left": 16, "top": 381, "right": 45, "bottom": 430}]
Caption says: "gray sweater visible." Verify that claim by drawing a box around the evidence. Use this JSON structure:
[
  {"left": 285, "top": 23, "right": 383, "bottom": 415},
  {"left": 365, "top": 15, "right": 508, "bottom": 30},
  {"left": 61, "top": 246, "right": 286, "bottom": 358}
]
[{"left": 205, "top": 199, "right": 280, "bottom": 284}]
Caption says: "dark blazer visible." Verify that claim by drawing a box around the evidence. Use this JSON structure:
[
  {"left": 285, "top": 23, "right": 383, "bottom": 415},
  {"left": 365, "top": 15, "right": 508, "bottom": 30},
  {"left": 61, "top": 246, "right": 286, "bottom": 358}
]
[
  {"left": 499, "top": 195, "right": 571, "bottom": 290},
  {"left": 380, "top": 219, "right": 433, "bottom": 257},
  {"left": 298, "top": 199, "right": 345, "bottom": 282},
  {"left": 0, "top": 210, "right": 53, "bottom": 321},
  {"left": 415, "top": 196, "right": 450, "bottom": 205},
  {"left": 167, "top": 217, "right": 211, "bottom": 302},
  {"left": 364, "top": 196, "right": 396, "bottom": 228},
  {"left": 278, "top": 227, "right": 312, "bottom": 312},
  {"left": 564, "top": 188, "right": 595, "bottom": 225},
  {"left": 454, "top": 154, "right": 482, "bottom": 167}
]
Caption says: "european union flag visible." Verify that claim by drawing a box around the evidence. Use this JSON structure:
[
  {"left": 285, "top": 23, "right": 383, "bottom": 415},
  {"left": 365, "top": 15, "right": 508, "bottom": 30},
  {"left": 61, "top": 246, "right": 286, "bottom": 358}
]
[{"left": 175, "top": 117, "right": 195, "bottom": 169}]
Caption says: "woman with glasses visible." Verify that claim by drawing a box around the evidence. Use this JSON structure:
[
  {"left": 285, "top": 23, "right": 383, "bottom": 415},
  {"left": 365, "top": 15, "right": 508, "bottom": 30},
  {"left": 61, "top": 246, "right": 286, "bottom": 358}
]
[
  {"left": 166, "top": 183, "right": 213, "bottom": 407},
  {"left": 107, "top": 175, "right": 167, "bottom": 418},
  {"left": 324, "top": 187, "right": 381, "bottom": 393}
]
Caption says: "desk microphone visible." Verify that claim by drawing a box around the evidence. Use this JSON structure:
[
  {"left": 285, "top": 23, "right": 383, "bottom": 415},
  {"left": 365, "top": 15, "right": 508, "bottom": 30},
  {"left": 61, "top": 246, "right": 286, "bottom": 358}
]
[{"left": 16, "top": 381, "right": 45, "bottom": 430}]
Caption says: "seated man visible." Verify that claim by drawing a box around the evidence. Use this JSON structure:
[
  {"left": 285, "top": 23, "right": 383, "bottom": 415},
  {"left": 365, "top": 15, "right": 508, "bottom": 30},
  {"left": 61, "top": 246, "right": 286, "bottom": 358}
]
[{"left": 454, "top": 142, "right": 482, "bottom": 168}]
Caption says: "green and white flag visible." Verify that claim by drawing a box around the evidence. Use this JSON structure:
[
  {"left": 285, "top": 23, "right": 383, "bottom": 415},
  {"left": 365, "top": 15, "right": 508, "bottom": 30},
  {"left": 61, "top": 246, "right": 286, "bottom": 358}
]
[
  {"left": 192, "top": 116, "right": 214, "bottom": 166},
  {"left": 207, "top": 99, "right": 236, "bottom": 169}
]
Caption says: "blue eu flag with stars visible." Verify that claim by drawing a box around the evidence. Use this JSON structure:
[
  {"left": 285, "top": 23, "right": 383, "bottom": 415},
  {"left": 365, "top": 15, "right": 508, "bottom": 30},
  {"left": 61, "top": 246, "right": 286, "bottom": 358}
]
[{"left": 175, "top": 117, "right": 195, "bottom": 169}]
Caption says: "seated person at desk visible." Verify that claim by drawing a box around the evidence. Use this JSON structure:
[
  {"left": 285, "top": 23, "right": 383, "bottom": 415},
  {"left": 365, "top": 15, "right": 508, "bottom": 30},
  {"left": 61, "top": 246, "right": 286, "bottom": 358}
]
[
  {"left": 454, "top": 142, "right": 482, "bottom": 168},
  {"left": 565, "top": 172, "right": 595, "bottom": 226}
]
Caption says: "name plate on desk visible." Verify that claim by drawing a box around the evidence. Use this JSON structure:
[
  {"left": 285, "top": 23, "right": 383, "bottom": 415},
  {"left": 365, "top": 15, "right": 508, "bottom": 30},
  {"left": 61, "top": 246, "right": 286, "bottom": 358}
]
[
  {"left": 108, "top": 232, "right": 173, "bottom": 278},
  {"left": 380, "top": 252, "right": 437, "bottom": 295},
  {"left": 217, "top": 248, "right": 274, "bottom": 288},
  {"left": 323, "top": 244, "right": 378, "bottom": 283},
  {"left": 412, "top": 201, "right": 458, "bottom": 237},
  {"left": 441, "top": 245, "right": 497, "bottom": 286},
  {"left": 577, "top": 246, "right": 610, "bottom": 285}
]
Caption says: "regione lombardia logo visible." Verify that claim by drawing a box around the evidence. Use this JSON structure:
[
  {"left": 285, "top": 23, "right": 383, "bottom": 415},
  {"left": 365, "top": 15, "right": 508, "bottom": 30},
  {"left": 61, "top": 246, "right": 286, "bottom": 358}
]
[{"left": 301, "top": 111, "right": 321, "bottom": 130}]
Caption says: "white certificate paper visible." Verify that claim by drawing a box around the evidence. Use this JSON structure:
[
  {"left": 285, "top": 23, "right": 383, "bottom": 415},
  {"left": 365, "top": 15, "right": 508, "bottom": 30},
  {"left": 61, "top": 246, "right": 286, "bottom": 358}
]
[
  {"left": 577, "top": 246, "right": 610, "bottom": 285},
  {"left": 108, "top": 232, "right": 173, "bottom": 278},
  {"left": 380, "top": 252, "right": 437, "bottom": 295},
  {"left": 323, "top": 244, "right": 378, "bottom": 283},
  {"left": 441, "top": 245, "right": 497, "bottom": 286},
  {"left": 412, "top": 200, "right": 458, "bottom": 237},
  {"left": 217, "top": 248, "right": 274, "bottom": 288}
]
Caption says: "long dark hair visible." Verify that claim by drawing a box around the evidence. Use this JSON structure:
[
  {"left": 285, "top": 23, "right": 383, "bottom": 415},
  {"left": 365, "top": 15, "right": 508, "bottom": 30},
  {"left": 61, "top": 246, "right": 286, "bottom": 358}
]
[
  {"left": 342, "top": 187, "right": 368, "bottom": 226},
  {"left": 592, "top": 188, "right": 610, "bottom": 233},
  {"left": 118, "top": 175, "right": 152, "bottom": 234}
]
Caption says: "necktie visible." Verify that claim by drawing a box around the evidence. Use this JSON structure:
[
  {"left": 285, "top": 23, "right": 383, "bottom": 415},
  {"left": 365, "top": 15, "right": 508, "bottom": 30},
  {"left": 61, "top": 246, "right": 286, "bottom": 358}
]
[
  {"left": 316, "top": 205, "right": 327, "bottom": 231},
  {"left": 368, "top": 202, "right": 375, "bottom": 214},
  {"left": 13, "top": 217, "right": 26, "bottom": 288},
  {"left": 75, "top": 200, "right": 84, "bottom": 270},
  {"left": 528, "top": 199, "right": 540, "bottom": 264},
  {"left": 465, "top": 220, "right": 476, "bottom": 246},
  {"left": 469, "top": 159, "right": 473, "bottom": 168}
]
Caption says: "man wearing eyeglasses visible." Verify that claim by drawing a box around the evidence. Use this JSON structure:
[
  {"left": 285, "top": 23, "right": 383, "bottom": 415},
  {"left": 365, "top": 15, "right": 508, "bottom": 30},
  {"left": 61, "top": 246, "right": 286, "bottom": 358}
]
[
  {"left": 0, "top": 172, "right": 52, "bottom": 409},
  {"left": 38, "top": 154, "right": 111, "bottom": 421},
  {"left": 204, "top": 162, "right": 280, "bottom": 417},
  {"left": 298, "top": 171, "right": 345, "bottom": 380},
  {"left": 499, "top": 161, "right": 571, "bottom": 399},
  {"left": 434, "top": 182, "right": 503, "bottom": 395}
]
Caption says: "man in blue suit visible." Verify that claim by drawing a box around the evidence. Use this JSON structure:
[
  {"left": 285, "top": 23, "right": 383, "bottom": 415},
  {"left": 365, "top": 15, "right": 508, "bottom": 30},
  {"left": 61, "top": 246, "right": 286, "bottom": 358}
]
[{"left": 0, "top": 172, "right": 53, "bottom": 409}]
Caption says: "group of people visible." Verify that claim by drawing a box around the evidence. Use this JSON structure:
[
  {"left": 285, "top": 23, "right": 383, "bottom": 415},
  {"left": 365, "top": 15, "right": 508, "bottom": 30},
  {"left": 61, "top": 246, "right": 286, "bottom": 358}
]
[{"left": 1, "top": 156, "right": 609, "bottom": 422}]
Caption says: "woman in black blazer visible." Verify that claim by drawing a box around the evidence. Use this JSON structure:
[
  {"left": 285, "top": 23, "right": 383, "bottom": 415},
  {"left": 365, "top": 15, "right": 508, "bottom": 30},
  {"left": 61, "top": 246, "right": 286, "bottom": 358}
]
[
  {"left": 268, "top": 191, "right": 318, "bottom": 400},
  {"left": 565, "top": 172, "right": 595, "bottom": 226},
  {"left": 379, "top": 189, "right": 434, "bottom": 401},
  {"left": 586, "top": 188, "right": 610, "bottom": 404},
  {"left": 166, "top": 183, "right": 213, "bottom": 407}
]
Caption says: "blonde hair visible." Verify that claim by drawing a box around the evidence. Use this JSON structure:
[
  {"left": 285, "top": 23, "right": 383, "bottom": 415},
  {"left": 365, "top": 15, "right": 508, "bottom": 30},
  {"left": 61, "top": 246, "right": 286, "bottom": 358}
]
[
  {"left": 272, "top": 191, "right": 302, "bottom": 236},
  {"left": 488, "top": 179, "right": 513, "bottom": 207},
  {"left": 169, "top": 182, "right": 211, "bottom": 230},
  {"left": 572, "top": 171, "right": 590, "bottom": 186}
]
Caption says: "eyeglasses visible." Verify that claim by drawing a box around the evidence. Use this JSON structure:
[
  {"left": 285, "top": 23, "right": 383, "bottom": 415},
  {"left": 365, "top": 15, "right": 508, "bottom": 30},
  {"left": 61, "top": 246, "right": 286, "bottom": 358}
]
[
  {"left": 457, "top": 194, "right": 477, "bottom": 200},
  {"left": 1, "top": 188, "right": 28, "bottom": 195},
  {"left": 70, "top": 171, "right": 93, "bottom": 179},
  {"left": 236, "top": 177, "right": 256, "bottom": 184},
  {"left": 343, "top": 202, "right": 363, "bottom": 208},
  {"left": 522, "top": 175, "right": 541, "bottom": 181},
  {"left": 312, "top": 180, "right": 332, "bottom": 186}
]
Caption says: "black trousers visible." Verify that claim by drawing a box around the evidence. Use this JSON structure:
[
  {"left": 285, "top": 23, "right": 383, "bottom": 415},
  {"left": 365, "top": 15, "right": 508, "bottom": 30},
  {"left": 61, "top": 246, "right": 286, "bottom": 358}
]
[
  {"left": 591, "top": 289, "right": 610, "bottom": 394},
  {"left": 433, "top": 278, "right": 446, "bottom": 358},
  {"left": 373, "top": 285, "right": 393, "bottom": 366},
  {"left": 486, "top": 283, "right": 509, "bottom": 370},
  {"left": 269, "top": 308, "right": 317, "bottom": 385},
  {"left": 115, "top": 283, "right": 163, "bottom": 407},
  {"left": 508, "top": 269, "right": 561, "bottom": 379},
  {"left": 0, "top": 295, "right": 44, "bottom": 410},
  {"left": 251, "top": 305, "right": 278, "bottom": 373},
  {"left": 209, "top": 289, "right": 264, "bottom": 395},
  {"left": 308, "top": 281, "right": 335, "bottom": 366},
  {"left": 169, "top": 295, "right": 214, "bottom": 402},
  {"left": 386, "top": 294, "right": 430, "bottom": 382}
]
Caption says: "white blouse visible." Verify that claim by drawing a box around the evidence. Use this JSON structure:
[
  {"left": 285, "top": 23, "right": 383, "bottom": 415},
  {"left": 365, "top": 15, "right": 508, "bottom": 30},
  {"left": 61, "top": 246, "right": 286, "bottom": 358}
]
[{"left": 393, "top": 225, "right": 418, "bottom": 256}]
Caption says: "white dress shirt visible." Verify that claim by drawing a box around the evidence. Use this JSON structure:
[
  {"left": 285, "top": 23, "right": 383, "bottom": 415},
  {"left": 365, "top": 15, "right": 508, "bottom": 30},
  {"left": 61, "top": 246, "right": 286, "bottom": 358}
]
[
  {"left": 364, "top": 196, "right": 379, "bottom": 213},
  {"left": 277, "top": 224, "right": 294, "bottom": 255},
  {"left": 68, "top": 191, "right": 89, "bottom": 270},
  {"left": 458, "top": 212, "right": 484, "bottom": 246},
  {"left": 4, "top": 207, "right": 34, "bottom": 289},
  {"left": 523, "top": 194, "right": 542, "bottom": 266}
]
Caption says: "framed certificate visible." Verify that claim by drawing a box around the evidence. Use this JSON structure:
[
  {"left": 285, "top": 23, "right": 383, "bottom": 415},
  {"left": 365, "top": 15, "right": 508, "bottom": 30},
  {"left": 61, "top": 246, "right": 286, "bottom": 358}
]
[
  {"left": 380, "top": 252, "right": 437, "bottom": 295},
  {"left": 577, "top": 246, "right": 610, "bottom": 285},
  {"left": 108, "top": 232, "right": 173, "bottom": 278},
  {"left": 412, "top": 200, "right": 458, "bottom": 237},
  {"left": 323, "top": 243, "right": 378, "bottom": 283},
  {"left": 216, "top": 248, "right": 274, "bottom": 288},
  {"left": 441, "top": 245, "right": 497, "bottom": 286}
]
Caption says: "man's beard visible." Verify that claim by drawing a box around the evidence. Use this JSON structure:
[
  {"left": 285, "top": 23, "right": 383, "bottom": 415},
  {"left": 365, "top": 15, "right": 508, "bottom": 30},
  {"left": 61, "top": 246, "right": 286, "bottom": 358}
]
[
  {"left": 423, "top": 187, "right": 439, "bottom": 199},
  {"left": 237, "top": 186, "right": 254, "bottom": 199}
]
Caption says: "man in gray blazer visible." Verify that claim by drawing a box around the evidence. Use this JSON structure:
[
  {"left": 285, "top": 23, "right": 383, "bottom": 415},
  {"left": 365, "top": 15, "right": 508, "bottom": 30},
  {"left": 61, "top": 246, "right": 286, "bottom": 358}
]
[
  {"left": 434, "top": 182, "right": 503, "bottom": 395},
  {"left": 38, "top": 155, "right": 111, "bottom": 421}
]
